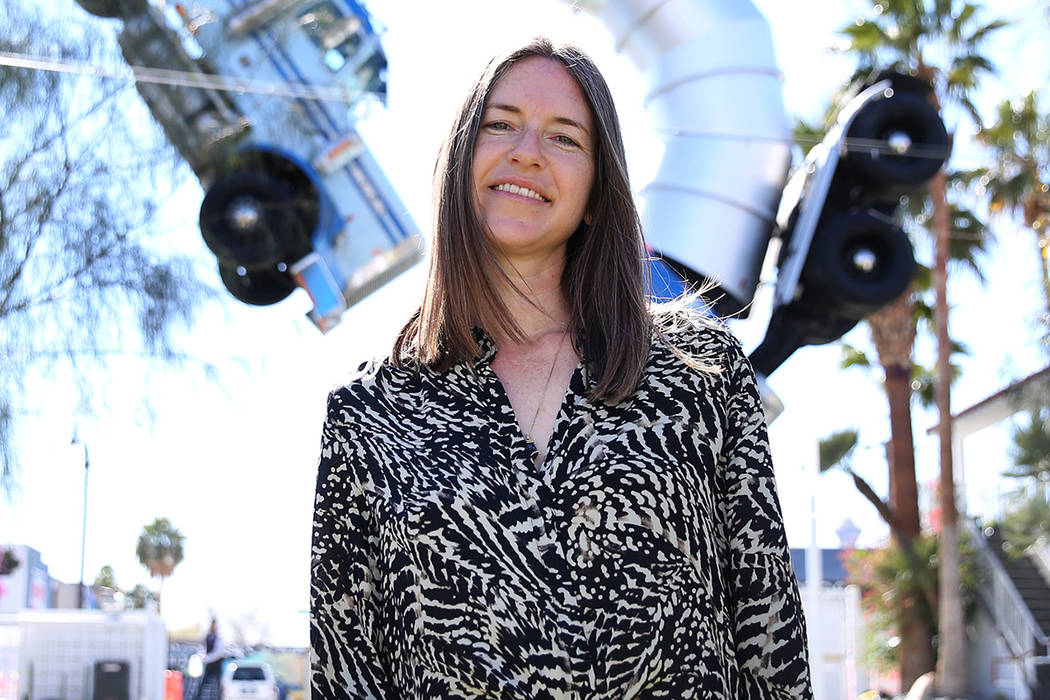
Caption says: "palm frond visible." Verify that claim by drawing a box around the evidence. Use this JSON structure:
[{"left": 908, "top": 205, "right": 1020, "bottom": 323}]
[
  {"left": 950, "top": 167, "right": 989, "bottom": 187},
  {"left": 946, "top": 204, "right": 992, "bottom": 282},
  {"left": 950, "top": 3, "right": 978, "bottom": 37},
  {"left": 913, "top": 297, "right": 934, "bottom": 323},
  {"left": 840, "top": 20, "right": 894, "bottom": 53},
  {"left": 911, "top": 364, "right": 936, "bottom": 407},
  {"left": 820, "top": 428, "right": 860, "bottom": 472},
  {"left": 945, "top": 54, "right": 995, "bottom": 107},
  {"left": 842, "top": 342, "right": 873, "bottom": 369},
  {"left": 968, "top": 18, "right": 1010, "bottom": 44},
  {"left": 1009, "top": 407, "right": 1050, "bottom": 476},
  {"left": 958, "top": 95, "right": 984, "bottom": 128},
  {"left": 933, "top": 0, "right": 957, "bottom": 34},
  {"left": 900, "top": 191, "right": 932, "bottom": 220},
  {"left": 793, "top": 117, "right": 825, "bottom": 157},
  {"left": 913, "top": 263, "right": 933, "bottom": 291},
  {"left": 910, "top": 360, "right": 964, "bottom": 407}
]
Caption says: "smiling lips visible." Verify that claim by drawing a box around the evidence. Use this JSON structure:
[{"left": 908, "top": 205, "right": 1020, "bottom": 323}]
[{"left": 491, "top": 182, "right": 549, "bottom": 202}]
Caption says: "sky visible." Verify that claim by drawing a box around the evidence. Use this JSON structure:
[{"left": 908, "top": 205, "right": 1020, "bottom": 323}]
[{"left": 3, "top": 0, "right": 1049, "bottom": 647}]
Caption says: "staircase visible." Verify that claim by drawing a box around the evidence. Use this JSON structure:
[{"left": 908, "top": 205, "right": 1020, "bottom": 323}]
[
  {"left": 985, "top": 529, "right": 1050, "bottom": 649},
  {"left": 969, "top": 520, "right": 1050, "bottom": 698}
]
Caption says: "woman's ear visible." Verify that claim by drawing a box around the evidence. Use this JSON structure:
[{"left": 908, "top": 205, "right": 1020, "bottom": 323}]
[{"left": 584, "top": 212, "right": 594, "bottom": 226}]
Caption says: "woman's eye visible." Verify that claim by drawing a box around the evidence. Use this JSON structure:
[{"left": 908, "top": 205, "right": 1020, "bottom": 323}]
[
  {"left": 485, "top": 121, "right": 511, "bottom": 131},
  {"left": 554, "top": 134, "right": 580, "bottom": 147}
]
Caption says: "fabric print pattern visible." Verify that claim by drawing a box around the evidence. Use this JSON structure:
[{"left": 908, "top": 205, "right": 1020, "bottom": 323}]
[{"left": 311, "top": 312, "right": 812, "bottom": 699}]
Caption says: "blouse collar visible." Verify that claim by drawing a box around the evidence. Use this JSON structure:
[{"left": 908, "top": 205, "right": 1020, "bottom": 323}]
[{"left": 471, "top": 327, "right": 498, "bottom": 368}]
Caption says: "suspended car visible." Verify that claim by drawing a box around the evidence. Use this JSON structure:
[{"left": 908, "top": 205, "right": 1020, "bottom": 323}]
[
  {"left": 74, "top": 0, "right": 422, "bottom": 332},
  {"left": 749, "top": 71, "right": 949, "bottom": 377}
]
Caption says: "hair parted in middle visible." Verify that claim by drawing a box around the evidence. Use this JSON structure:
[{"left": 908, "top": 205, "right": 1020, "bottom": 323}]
[{"left": 392, "top": 36, "right": 652, "bottom": 404}]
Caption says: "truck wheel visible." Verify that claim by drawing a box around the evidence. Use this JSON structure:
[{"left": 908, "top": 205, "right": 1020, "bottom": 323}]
[
  {"left": 200, "top": 171, "right": 301, "bottom": 270},
  {"left": 73, "top": 0, "right": 145, "bottom": 17},
  {"left": 804, "top": 210, "right": 915, "bottom": 316},
  {"left": 227, "top": 149, "right": 319, "bottom": 260},
  {"left": 847, "top": 92, "right": 949, "bottom": 187},
  {"left": 218, "top": 263, "right": 297, "bottom": 306}
]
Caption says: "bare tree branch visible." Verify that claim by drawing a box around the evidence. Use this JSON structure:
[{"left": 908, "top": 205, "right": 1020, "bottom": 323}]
[{"left": 0, "top": 3, "right": 213, "bottom": 496}]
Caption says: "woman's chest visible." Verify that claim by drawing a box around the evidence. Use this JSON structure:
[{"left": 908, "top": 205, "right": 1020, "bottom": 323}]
[
  {"left": 363, "top": 393, "right": 736, "bottom": 689},
  {"left": 362, "top": 378, "right": 730, "bottom": 579}
]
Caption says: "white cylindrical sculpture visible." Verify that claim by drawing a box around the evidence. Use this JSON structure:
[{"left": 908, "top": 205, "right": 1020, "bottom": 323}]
[{"left": 581, "top": 0, "right": 792, "bottom": 314}]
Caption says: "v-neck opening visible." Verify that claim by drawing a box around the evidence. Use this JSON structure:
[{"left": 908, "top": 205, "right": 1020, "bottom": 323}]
[
  {"left": 482, "top": 356, "right": 584, "bottom": 474},
  {"left": 532, "top": 360, "right": 584, "bottom": 473}
]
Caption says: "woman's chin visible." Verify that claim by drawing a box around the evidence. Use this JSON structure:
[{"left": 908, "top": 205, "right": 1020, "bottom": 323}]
[{"left": 487, "top": 229, "right": 571, "bottom": 260}]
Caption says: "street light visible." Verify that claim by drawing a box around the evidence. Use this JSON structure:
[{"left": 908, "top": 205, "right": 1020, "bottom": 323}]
[{"left": 70, "top": 429, "right": 89, "bottom": 609}]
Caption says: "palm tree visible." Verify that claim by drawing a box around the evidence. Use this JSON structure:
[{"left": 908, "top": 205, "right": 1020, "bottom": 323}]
[
  {"left": 819, "top": 429, "right": 940, "bottom": 678},
  {"left": 838, "top": 238, "right": 981, "bottom": 685},
  {"left": 795, "top": 121, "right": 988, "bottom": 684},
  {"left": 1008, "top": 406, "right": 1050, "bottom": 483},
  {"left": 838, "top": 2, "right": 1007, "bottom": 692},
  {"left": 849, "top": 285, "right": 935, "bottom": 683},
  {"left": 135, "top": 517, "right": 184, "bottom": 614},
  {"left": 976, "top": 93, "right": 1050, "bottom": 329}
]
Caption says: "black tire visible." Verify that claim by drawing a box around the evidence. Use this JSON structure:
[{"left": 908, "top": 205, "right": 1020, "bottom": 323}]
[
  {"left": 199, "top": 171, "right": 302, "bottom": 270},
  {"left": 803, "top": 210, "right": 915, "bottom": 316},
  {"left": 218, "top": 151, "right": 320, "bottom": 261},
  {"left": 847, "top": 92, "right": 949, "bottom": 187},
  {"left": 73, "top": 0, "right": 145, "bottom": 17},
  {"left": 218, "top": 263, "right": 297, "bottom": 306}
]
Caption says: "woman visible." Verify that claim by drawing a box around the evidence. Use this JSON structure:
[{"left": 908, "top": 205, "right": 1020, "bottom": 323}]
[{"left": 311, "top": 37, "right": 812, "bottom": 698}]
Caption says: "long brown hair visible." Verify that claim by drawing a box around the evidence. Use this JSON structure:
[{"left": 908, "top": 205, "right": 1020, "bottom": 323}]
[{"left": 393, "top": 37, "right": 651, "bottom": 404}]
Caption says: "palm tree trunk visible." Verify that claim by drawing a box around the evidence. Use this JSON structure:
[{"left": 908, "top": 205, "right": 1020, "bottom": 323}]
[
  {"left": 1035, "top": 230, "right": 1050, "bottom": 324},
  {"left": 884, "top": 364, "right": 922, "bottom": 542},
  {"left": 886, "top": 364, "right": 936, "bottom": 687},
  {"left": 869, "top": 292, "right": 934, "bottom": 687},
  {"left": 1023, "top": 198, "right": 1050, "bottom": 320},
  {"left": 930, "top": 169, "right": 967, "bottom": 696}
]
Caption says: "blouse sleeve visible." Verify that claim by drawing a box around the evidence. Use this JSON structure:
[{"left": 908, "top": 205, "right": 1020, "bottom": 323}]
[
  {"left": 718, "top": 340, "right": 814, "bottom": 699},
  {"left": 310, "top": 391, "right": 391, "bottom": 699}
]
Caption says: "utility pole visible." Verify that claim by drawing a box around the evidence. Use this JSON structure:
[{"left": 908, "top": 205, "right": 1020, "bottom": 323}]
[
  {"left": 72, "top": 431, "right": 89, "bottom": 609},
  {"left": 806, "top": 442, "right": 825, "bottom": 700}
]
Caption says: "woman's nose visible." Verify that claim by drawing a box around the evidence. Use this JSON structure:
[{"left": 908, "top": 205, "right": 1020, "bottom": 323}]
[{"left": 508, "top": 128, "right": 543, "bottom": 167}]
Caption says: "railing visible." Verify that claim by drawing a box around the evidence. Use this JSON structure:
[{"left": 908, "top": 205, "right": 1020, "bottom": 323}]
[
  {"left": 965, "top": 518, "right": 1050, "bottom": 691},
  {"left": 1028, "top": 537, "right": 1050, "bottom": 586}
]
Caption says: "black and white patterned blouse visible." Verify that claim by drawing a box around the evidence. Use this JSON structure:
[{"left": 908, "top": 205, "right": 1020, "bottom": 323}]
[{"left": 311, "top": 313, "right": 812, "bottom": 699}]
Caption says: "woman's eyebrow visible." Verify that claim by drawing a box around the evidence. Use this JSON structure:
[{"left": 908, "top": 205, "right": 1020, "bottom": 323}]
[{"left": 487, "top": 103, "right": 591, "bottom": 136}]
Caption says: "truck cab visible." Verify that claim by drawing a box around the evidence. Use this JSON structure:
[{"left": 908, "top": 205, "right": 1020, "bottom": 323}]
[{"left": 76, "top": 0, "right": 421, "bottom": 331}]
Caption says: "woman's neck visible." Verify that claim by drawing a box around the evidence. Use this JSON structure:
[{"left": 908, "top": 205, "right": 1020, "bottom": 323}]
[{"left": 493, "top": 252, "right": 572, "bottom": 345}]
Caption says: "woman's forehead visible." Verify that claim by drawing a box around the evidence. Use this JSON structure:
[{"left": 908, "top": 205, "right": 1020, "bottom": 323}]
[{"left": 486, "top": 57, "right": 593, "bottom": 128}]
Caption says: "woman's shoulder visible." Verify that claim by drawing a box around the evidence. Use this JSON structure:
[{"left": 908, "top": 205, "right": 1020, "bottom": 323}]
[
  {"left": 325, "top": 354, "right": 421, "bottom": 423},
  {"left": 650, "top": 303, "right": 747, "bottom": 373}
]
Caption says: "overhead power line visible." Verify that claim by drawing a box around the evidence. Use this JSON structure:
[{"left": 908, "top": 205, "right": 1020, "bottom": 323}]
[
  {"left": 0, "top": 50, "right": 377, "bottom": 104},
  {"left": 0, "top": 49, "right": 995, "bottom": 165},
  {"left": 656, "top": 127, "right": 964, "bottom": 163}
]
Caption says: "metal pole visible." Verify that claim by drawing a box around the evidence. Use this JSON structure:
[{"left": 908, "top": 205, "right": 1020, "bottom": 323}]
[
  {"left": 806, "top": 442, "right": 825, "bottom": 700},
  {"left": 78, "top": 445, "right": 89, "bottom": 609}
]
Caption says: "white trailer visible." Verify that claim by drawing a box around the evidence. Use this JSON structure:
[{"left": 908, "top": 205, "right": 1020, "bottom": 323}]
[{"left": 0, "top": 609, "right": 167, "bottom": 700}]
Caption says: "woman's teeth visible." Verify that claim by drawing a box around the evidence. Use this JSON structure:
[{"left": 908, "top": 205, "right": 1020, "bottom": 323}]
[{"left": 493, "top": 183, "right": 546, "bottom": 201}]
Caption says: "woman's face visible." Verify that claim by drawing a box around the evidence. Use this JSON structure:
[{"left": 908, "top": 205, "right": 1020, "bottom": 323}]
[{"left": 471, "top": 57, "right": 596, "bottom": 265}]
